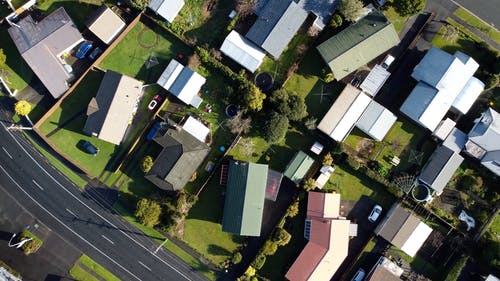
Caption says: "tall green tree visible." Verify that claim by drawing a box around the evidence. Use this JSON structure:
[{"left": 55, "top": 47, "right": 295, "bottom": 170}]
[
  {"left": 394, "top": 0, "right": 425, "bottom": 16},
  {"left": 241, "top": 82, "right": 266, "bottom": 112},
  {"left": 141, "top": 156, "right": 154, "bottom": 173},
  {"left": 263, "top": 111, "right": 289, "bottom": 144},
  {"left": 135, "top": 199, "right": 162, "bottom": 227},
  {"left": 338, "top": 0, "right": 364, "bottom": 22},
  {"left": 269, "top": 89, "right": 308, "bottom": 121},
  {"left": 329, "top": 14, "right": 343, "bottom": 29},
  {"left": 14, "top": 100, "right": 33, "bottom": 126}
]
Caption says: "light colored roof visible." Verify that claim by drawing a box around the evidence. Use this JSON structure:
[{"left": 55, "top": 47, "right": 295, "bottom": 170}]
[
  {"left": 182, "top": 116, "right": 209, "bottom": 143},
  {"left": 284, "top": 151, "right": 315, "bottom": 184},
  {"left": 246, "top": 0, "right": 308, "bottom": 58},
  {"left": 86, "top": 6, "right": 125, "bottom": 44},
  {"left": 486, "top": 275, "right": 500, "bottom": 281},
  {"left": 442, "top": 127, "right": 467, "bottom": 153},
  {"left": 432, "top": 118, "right": 456, "bottom": 141},
  {"left": 360, "top": 64, "right": 391, "bottom": 97},
  {"left": 8, "top": 7, "right": 83, "bottom": 98},
  {"left": 318, "top": 85, "right": 371, "bottom": 142},
  {"left": 220, "top": 30, "right": 265, "bottom": 73},
  {"left": 157, "top": 59, "right": 206, "bottom": 107},
  {"left": 307, "top": 192, "right": 340, "bottom": 219},
  {"left": 316, "top": 11, "right": 399, "bottom": 80},
  {"left": 451, "top": 76, "right": 485, "bottom": 114},
  {"left": 400, "top": 81, "right": 446, "bottom": 131},
  {"left": 400, "top": 221, "right": 433, "bottom": 257},
  {"left": 356, "top": 100, "right": 397, "bottom": 141},
  {"left": 83, "top": 71, "right": 143, "bottom": 145},
  {"left": 418, "top": 146, "right": 463, "bottom": 195},
  {"left": 148, "top": 0, "right": 185, "bottom": 23}
]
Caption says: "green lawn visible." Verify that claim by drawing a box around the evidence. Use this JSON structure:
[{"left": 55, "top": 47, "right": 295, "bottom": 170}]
[
  {"left": 0, "top": 27, "right": 34, "bottom": 92},
  {"left": 323, "top": 165, "right": 395, "bottom": 208},
  {"left": 184, "top": 176, "right": 244, "bottom": 267},
  {"left": 100, "top": 20, "right": 192, "bottom": 84},
  {"left": 454, "top": 8, "right": 500, "bottom": 45},
  {"left": 69, "top": 255, "right": 121, "bottom": 281},
  {"left": 387, "top": 246, "right": 442, "bottom": 280},
  {"left": 383, "top": 5, "right": 408, "bottom": 34}
]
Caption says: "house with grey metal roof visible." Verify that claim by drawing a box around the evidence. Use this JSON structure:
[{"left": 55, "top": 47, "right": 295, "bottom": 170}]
[
  {"left": 375, "top": 204, "right": 433, "bottom": 257},
  {"left": 464, "top": 108, "right": 500, "bottom": 176},
  {"left": 148, "top": 0, "right": 185, "bottom": 23},
  {"left": 145, "top": 121, "right": 210, "bottom": 191},
  {"left": 246, "top": 0, "right": 308, "bottom": 59},
  {"left": 8, "top": 7, "right": 84, "bottom": 98},
  {"left": 418, "top": 145, "right": 464, "bottom": 195},
  {"left": 400, "top": 47, "right": 484, "bottom": 132},
  {"left": 83, "top": 71, "right": 142, "bottom": 145},
  {"left": 86, "top": 5, "right": 125, "bottom": 45},
  {"left": 222, "top": 160, "right": 268, "bottom": 236},
  {"left": 356, "top": 100, "right": 397, "bottom": 141},
  {"left": 316, "top": 11, "right": 399, "bottom": 81}
]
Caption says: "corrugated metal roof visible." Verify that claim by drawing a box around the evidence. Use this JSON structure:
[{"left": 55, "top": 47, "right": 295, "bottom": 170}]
[
  {"left": 83, "top": 71, "right": 142, "bottom": 145},
  {"left": 148, "top": 0, "right": 185, "bottom": 23},
  {"left": 360, "top": 64, "right": 391, "bottom": 97},
  {"left": 86, "top": 6, "right": 125, "bottom": 45},
  {"left": 8, "top": 7, "right": 83, "bottom": 98},
  {"left": 246, "top": 0, "right": 308, "bottom": 58},
  {"left": 220, "top": 30, "right": 266, "bottom": 73},
  {"left": 329, "top": 92, "right": 371, "bottom": 142},
  {"left": 442, "top": 127, "right": 467, "bottom": 153},
  {"left": 316, "top": 11, "right": 399, "bottom": 80},
  {"left": 400, "top": 81, "right": 438, "bottom": 129},
  {"left": 284, "top": 151, "right": 315, "bottom": 184},
  {"left": 451, "top": 76, "right": 485, "bottom": 114},
  {"left": 400, "top": 221, "right": 433, "bottom": 257},
  {"left": 182, "top": 116, "right": 210, "bottom": 143},
  {"left": 419, "top": 146, "right": 463, "bottom": 194},
  {"left": 356, "top": 100, "right": 397, "bottom": 141},
  {"left": 157, "top": 60, "right": 206, "bottom": 107},
  {"left": 222, "top": 161, "right": 268, "bottom": 236}
]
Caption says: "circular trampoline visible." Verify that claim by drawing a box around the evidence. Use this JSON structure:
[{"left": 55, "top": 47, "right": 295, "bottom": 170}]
[
  {"left": 412, "top": 184, "right": 431, "bottom": 202},
  {"left": 225, "top": 104, "right": 240, "bottom": 119},
  {"left": 254, "top": 72, "right": 274, "bottom": 92}
]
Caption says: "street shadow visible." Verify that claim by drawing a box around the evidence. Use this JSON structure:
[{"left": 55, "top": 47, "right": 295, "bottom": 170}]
[
  {"left": 0, "top": 230, "right": 13, "bottom": 242},
  {"left": 82, "top": 186, "right": 120, "bottom": 210},
  {"left": 44, "top": 274, "right": 69, "bottom": 281}
]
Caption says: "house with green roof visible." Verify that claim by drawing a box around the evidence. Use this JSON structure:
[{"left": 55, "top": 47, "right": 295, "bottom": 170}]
[
  {"left": 221, "top": 160, "right": 268, "bottom": 237},
  {"left": 284, "top": 151, "right": 315, "bottom": 184},
  {"left": 317, "top": 11, "right": 400, "bottom": 81}
]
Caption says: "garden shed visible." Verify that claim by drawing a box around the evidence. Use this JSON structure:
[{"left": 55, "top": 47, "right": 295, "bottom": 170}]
[{"left": 284, "top": 151, "right": 315, "bottom": 184}]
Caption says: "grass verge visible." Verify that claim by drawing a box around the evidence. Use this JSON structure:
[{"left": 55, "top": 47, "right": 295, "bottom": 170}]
[
  {"left": 454, "top": 7, "right": 500, "bottom": 45},
  {"left": 70, "top": 254, "right": 121, "bottom": 281}
]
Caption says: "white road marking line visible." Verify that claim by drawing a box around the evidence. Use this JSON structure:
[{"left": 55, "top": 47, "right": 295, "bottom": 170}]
[
  {"left": 2, "top": 122, "right": 194, "bottom": 281},
  {"left": 2, "top": 146, "right": 13, "bottom": 159},
  {"left": 66, "top": 208, "right": 78, "bottom": 218},
  {"left": 32, "top": 179, "right": 44, "bottom": 191},
  {"left": 138, "top": 261, "right": 152, "bottom": 271},
  {"left": 0, "top": 164, "right": 142, "bottom": 281},
  {"left": 101, "top": 235, "right": 114, "bottom": 245}
]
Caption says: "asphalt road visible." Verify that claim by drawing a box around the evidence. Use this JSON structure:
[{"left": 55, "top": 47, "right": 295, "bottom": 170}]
[
  {"left": 0, "top": 121, "right": 209, "bottom": 281},
  {"left": 453, "top": 0, "right": 500, "bottom": 28}
]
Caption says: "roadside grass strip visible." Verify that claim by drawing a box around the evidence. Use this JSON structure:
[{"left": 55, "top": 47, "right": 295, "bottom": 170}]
[{"left": 70, "top": 255, "right": 121, "bottom": 281}]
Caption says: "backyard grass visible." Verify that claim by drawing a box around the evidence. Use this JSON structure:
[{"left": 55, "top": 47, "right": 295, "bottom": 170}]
[
  {"left": 184, "top": 175, "right": 244, "bottom": 267},
  {"left": 69, "top": 255, "right": 121, "bottom": 281},
  {"left": 454, "top": 7, "right": 500, "bottom": 45},
  {"left": 37, "top": 0, "right": 101, "bottom": 30},
  {"left": 0, "top": 27, "right": 34, "bottom": 92},
  {"left": 113, "top": 202, "right": 218, "bottom": 280},
  {"left": 100, "top": 20, "right": 192, "bottom": 84},
  {"left": 323, "top": 165, "right": 395, "bottom": 208},
  {"left": 387, "top": 246, "right": 442, "bottom": 280},
  {"left": 383, "top": 5, "right": 408, "bottom": 34}
]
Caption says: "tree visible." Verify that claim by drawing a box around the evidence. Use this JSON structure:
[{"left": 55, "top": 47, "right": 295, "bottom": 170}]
[
  {"left": 287, "top": 200, "right": 299, "bottom": 218},
  {"left": 236, "top": 0, "right": 258, "bottom": 19},
  {"left": 303, "top": 178, "right": 316, "bottom": 191},
  {"left": 0, "top": 48, "right": 6, "bottom": 67},
  {"left": 323, "top": 153, "right": 333, "bottom": 166},
  {"left": 14, "top": 100, "right": 33, "bottom": 126},
  {"left": 338, "top": 0, "right": 364, "bottom": 22},
  {"left": 329, "top": 14, "right": 343, "bottom": 29},
  {"left": 285, "top": 95, "right": 308, "bottom": 121},
  {"left": 226, "top": 111, "right": 252, "bottom": 135},
  {"left": 244, "top": 266, "right": 256, "bottom": 277},
  {"left": 394, "top": 0, "right": 425, "bottom": 16},
  {"left": 263, "top": 111, "right": 289, "bottom": 144},
  {"left": 125, "top": 0, "right": 149, "bottom": 10},
  {"left": 251, "top": 254, "right": 266, "bottom": 269},
  {"left": 232, "top": 252, "right": 243, "bottom": 264},
  {"left": 272, "top": 228, "right": 291, "bottom": 246},
  {"left": 240, "top": 82, "right": 266, "bottom": 112},
  {"left": 135, "top": 199, "right": 162, "bottom": 227},
  {"left": 141, "top": 156, "right": 154, "bottom": 173},
  {"left": 261, "top": 240, "right": 278, "bottom": 255}
]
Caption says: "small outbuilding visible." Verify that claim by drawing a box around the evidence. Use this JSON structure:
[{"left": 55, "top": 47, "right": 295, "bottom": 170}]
[
  {"left": 181, "top": 116, "right": 210, "bottom": 143},
  {"left": 86, "top": 6, "right": 125, "bottom": 45},
  {"left": 356, "top": 100, "right": 397, "bottom": 141},
  {"left": 418, "top": 145, "right": 463, "bottom": 195},
  {"left": 220, "top": 30, "right": 266, "bottom": 73},
  {"left": 148, "top": 0, "right": 185, "bottom": 23},
  {"left": 284, "top": 151, "right": 315, "bottom": 184}
]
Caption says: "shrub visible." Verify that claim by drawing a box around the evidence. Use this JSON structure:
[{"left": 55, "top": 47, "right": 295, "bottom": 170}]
[
  {"left": 272, "top": 228, "right": 292, "bottom": 246},
  {"left": 303, "top": 178, "right": 316, "bottom": 192},
  {"left": 261, "top": 240, "right": 278, "bottom": 255},
  {"left": 141, "top": 156, "right": 154, "bottom": 173},
  {"left": 444, "top": 255, "right": 467, "bottom": 281},
  {"left": 135, "top": 199, "right": 162, "bottom": 227},
  {"left": 263, "top": 111, "right": 289, "bottom": 144},
  {"left": 346, "top": 156, "right": 360, "bottom": 170},
  {"left": 287, "top": 200, "right": 299, "bottom": 218},
  {"left": 251, "top": 254, "right": 266, "bottom": 269},
  {"left": 394, "top": 0, "right": 425, "bottom": 16},
  {"left": 232, "top": 252, "right": 243, "bottom": 264},
  {"left": 330, "top": 14, "right": 343, "bottom": 29},
  {"left": 244, "top": 266, "right": 256, "bottom": 277},
  {"left": 20, "top": 230, "right": 43, "bottom": 255},
  {"left": 304, "top": 117, "right": 317, "bottom": 130},
  {"left": 125, "top": 0, "right": 149, "bottom": 10},
  {"left": 323, "top": 153, "right": 333, "bottom": 166}
]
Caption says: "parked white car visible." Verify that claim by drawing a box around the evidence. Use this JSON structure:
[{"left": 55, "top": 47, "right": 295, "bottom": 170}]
[{"left": 368, "top": 205, "right": 382, "bottom": 223}]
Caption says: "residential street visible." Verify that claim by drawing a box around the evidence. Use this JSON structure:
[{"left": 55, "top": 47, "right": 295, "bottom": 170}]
[
  {"left": 0, "top": 109, "right": 208, "bottom": 281},
  {"left": 453, "top": 0, "right": 500, "bottom": 28}
]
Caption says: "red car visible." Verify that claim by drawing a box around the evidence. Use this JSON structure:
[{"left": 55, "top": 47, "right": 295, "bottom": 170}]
[{"left": 148, "top": 95, "right": 163, "bottom": 110}]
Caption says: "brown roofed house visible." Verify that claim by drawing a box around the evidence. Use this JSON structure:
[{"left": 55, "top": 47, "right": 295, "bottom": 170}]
[{"left": 86, "top": 5, "right": 126, "bottom": 45}]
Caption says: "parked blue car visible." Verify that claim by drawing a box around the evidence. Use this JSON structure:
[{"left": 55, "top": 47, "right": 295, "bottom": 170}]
[
  {"left": 76, "top": 42, "right": 93, "bottom": 59},
  {"left": 83, "top": 141, "right": 99, "bottom": 156}
]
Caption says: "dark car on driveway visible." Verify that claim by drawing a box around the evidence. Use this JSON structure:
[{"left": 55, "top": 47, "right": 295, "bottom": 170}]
[{"left": 83, "top": 141, "right": 99, "bottom": 156}]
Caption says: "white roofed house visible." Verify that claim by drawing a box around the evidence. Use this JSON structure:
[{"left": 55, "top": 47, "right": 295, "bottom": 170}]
[
  {"left": 464, "top": 108, "right": 500, "bottom": 176},
  {"left": 157, "top": 59, "right": 206, "bottom": 108},
  {"left": 148, "top": 0, "right": 185, "bottom": 23},
  {"left": 400, "top": 47, "right": 484, "bottom": 132},
  {"left": 220, "top": 30, "right": 266, "bottom": 73}
]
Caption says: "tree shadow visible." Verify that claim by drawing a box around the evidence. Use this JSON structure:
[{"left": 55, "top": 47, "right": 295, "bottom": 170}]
[{"left": 207, "top": 244, "right": 231, "bottom": 256}]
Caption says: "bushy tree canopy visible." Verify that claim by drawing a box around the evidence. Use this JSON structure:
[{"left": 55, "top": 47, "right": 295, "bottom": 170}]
[
  {"left": 135, "top": 199, "right": 162, "bottom": 227},
  {"left": 125, "top": 0, "right": 149, "bottom": 10},
  {"left": 232, "top": 252, "right": 243, "bottom": 264},
  {"left": 14, "top": 100, "right": 32, "bottom": 116},
  {"left": 141, "top": 156, "right": 154, "bottom": 173},
  {"left": 303, "top": 178, "right": 316, "bottom": 191},
  {"left": 330, "top": 14, "right": 343, "bottom": 29},
  {"left": 261, "top": 240, "right": 278, "bottom": 255},
  {"left": 287, "top": 200, "right": 299, "bottom": 218},
  {"left": 394, "top": 0, "right": 425, "bottom": 16},
  {"left": 338, "top": 0, "right": 364, "bottom": 22},
  {"left": 272, "top": 228, "right": 291, "bottom": 246},
  {"left": 269, "top": 89, "right": 308, "bottom": 121},
  {"left": 0, "top": 48, "right": 6, "bottom": 67},
  {"left": 241, "top": 82, "right": 266, "bottom": 112},
  {"left": 263, "top": 111, "right": 289, "bottom": 144},
  {"left": 323, "top": 153, "right": 333, "bottom": 166}
]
